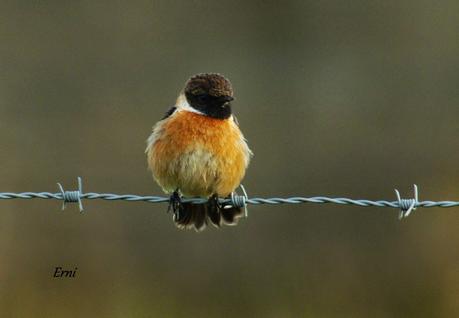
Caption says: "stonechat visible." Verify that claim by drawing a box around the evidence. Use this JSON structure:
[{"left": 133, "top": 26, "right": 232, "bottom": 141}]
[{"left": 146, "top": 73, "right": 252, "bottom": 231}]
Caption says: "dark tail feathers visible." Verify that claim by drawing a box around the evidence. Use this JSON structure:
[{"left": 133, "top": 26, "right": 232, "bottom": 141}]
[{"left": 174, "top": 198, "right": 244, "bottom": 231}]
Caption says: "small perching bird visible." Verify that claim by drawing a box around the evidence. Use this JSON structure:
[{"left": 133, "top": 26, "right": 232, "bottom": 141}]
[{"left": 146, "top": 73, "right": 252, "bottom": 231}]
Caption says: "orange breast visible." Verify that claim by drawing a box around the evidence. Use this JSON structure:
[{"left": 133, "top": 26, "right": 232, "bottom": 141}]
[{"left": 148, "top": 111, "right": 249, "bottom": 197}]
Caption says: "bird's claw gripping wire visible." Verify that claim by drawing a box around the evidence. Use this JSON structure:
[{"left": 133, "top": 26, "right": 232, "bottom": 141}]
[
  {"left": 168, "top": 190, "right": 183, "bottom": 220},
  {"left": 208, "top": 194, "right": 221, "bottom": 210}
]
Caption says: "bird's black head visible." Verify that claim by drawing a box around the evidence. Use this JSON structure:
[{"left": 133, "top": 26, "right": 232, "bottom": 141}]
[{"left": 184, "top": 73, "right": 234, "bottom": 120}]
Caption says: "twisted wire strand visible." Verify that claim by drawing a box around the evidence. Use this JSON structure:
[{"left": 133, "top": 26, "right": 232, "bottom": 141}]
[
  {"left": 2, "top": 191, "right": 459, "bottom": 207},
  {"left": 2, "top": 179, "right": 459, "bottom": 217}
]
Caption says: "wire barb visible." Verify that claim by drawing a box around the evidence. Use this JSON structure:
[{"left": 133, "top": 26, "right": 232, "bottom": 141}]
[
  {"left": 57, "top": 177, "right": 84, "bottom": 212},
  {"left": 3, "top": 179, "right": 459, "bottom": 219},
  {"left": 230, "top": 184, "right": 249, "bottom": 217},
  {"left": 394, "top": 184, "right": 418, "bottom": 219}
]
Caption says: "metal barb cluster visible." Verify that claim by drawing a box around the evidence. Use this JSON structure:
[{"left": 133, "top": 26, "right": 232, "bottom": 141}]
[
  {"left": 395, "top": 185, "right": 418, "bottom": 219},
  {"left": 1, "top": 178, "right": 459, "bottom": 219},
  {"left": 230, "top": 184, "right": 249, "bottom": 217},
  {"left": 57, "top": 177, "right": 84, "bottom": 212}
]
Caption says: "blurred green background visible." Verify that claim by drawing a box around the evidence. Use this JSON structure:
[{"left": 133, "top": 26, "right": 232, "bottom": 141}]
[{"left": 1, "top": 1, "right": 459, "bottom": 317}]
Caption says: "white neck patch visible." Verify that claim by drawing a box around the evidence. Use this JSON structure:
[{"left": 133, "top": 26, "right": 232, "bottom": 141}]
[{"left": 176, "top": 94, "right": 204, "bottom": 115}]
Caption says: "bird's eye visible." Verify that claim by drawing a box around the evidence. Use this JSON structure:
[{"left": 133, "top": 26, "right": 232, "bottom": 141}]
[{"left": 196, "top": 94, "right": 209, "bottom": 103}]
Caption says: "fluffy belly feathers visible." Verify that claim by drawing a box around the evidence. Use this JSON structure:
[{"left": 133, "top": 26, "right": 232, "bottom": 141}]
[{"left": 147, "top": 111, "right": 250, "bottom": 197}]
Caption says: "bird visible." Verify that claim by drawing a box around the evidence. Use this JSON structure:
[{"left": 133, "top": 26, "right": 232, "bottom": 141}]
[{"left": 146, "top": 73, "right": 252, "bottom": 231}]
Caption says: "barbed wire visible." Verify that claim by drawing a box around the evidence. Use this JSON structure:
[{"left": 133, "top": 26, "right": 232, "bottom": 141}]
[{"left": 1, "top": 178, "right": 458, "bottom": 219}]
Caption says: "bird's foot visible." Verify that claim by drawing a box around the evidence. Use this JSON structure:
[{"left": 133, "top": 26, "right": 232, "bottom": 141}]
[
  {"left": 206, "top": 194, "right": 222, "bottom": 227},
  {"left": 208, "top": 194, "right": 221, "bottom": 210},
  {"left": 168, "top": 190, "right": 183, "bottom": 220}
]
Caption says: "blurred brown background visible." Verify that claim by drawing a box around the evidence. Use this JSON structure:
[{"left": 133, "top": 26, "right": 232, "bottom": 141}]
[{"left": 1, "top": 1, "right": 459, "bottom": 317}]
